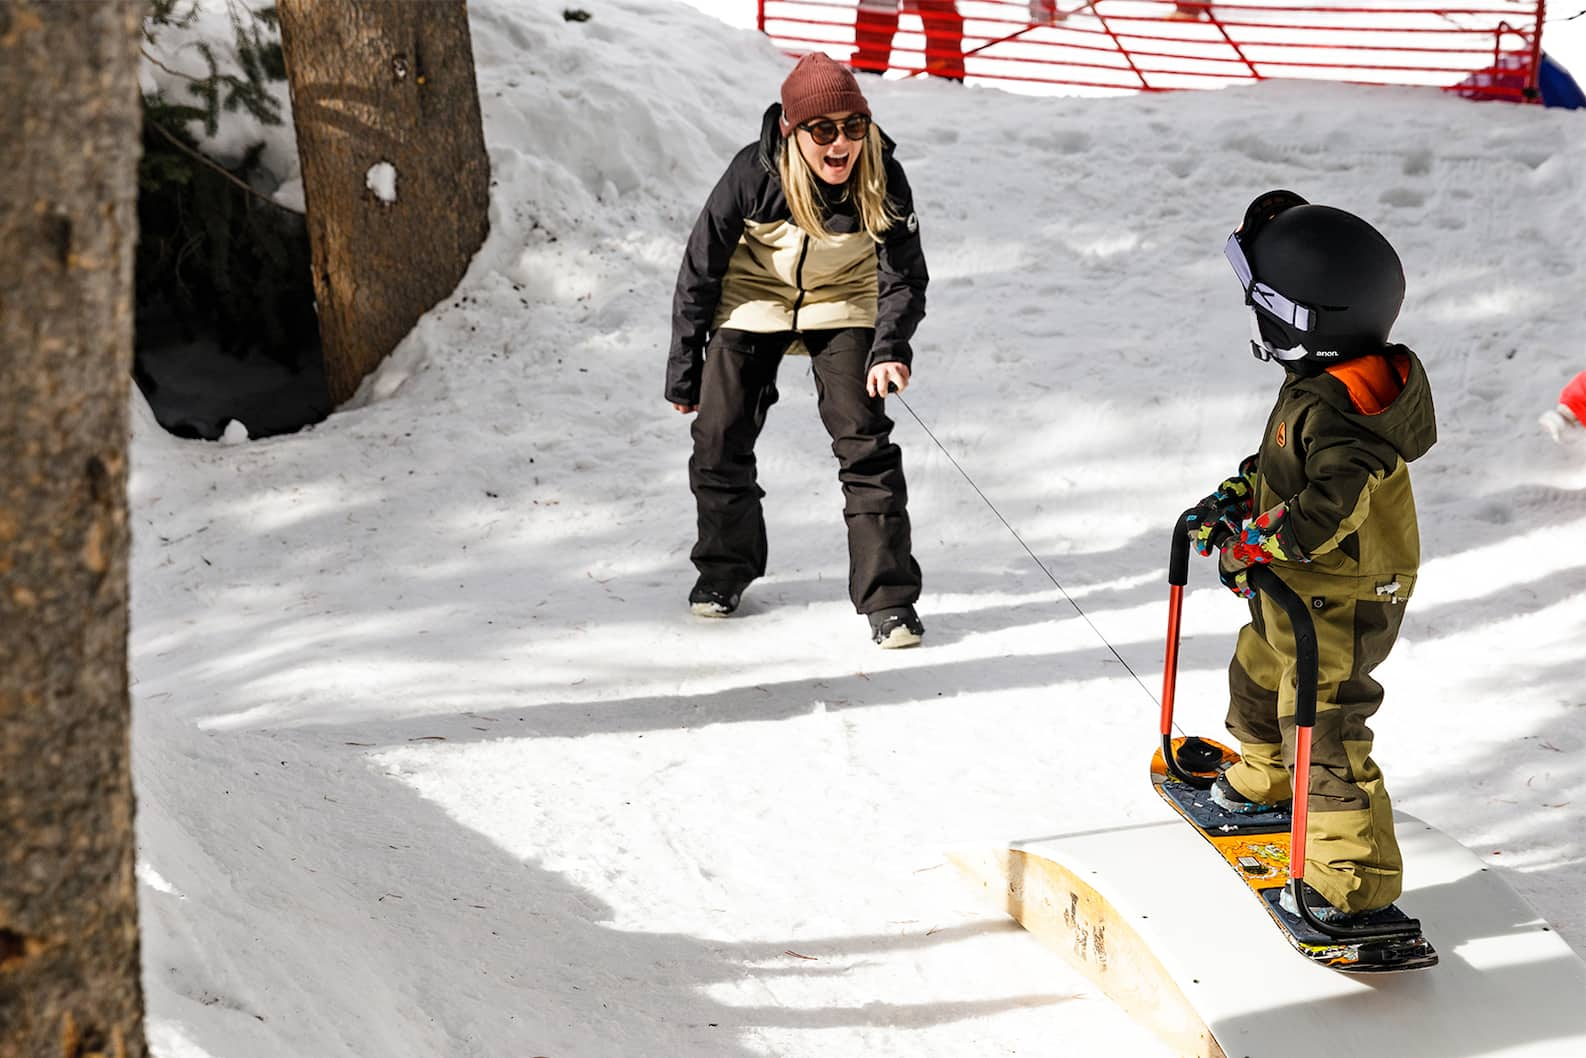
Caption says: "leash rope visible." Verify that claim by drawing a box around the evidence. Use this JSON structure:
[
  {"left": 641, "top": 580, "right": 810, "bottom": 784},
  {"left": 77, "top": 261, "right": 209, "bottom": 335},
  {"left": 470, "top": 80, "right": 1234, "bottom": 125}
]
[{"left": 894, "top": 392, "right": 1165, "bottom": 710}]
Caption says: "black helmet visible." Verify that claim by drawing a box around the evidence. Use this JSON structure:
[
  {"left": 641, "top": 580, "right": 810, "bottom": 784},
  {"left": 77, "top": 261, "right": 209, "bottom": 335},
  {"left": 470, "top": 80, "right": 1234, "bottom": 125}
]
[{"left": 1226, "top": 190, "right": 1405, "bottom": 366}]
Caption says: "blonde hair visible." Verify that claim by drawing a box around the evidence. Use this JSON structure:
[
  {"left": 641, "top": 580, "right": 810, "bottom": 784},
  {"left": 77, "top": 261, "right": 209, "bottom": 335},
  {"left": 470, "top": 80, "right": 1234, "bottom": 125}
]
[{"left": 779, "top": 126, "right": 898, "bottom": 243}]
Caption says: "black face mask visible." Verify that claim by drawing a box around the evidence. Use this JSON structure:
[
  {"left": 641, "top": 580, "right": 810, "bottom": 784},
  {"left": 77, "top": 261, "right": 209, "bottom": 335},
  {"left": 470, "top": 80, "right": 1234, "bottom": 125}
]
[{"left": 1254, "top": 310, "right": 1304, "bottom": 356}]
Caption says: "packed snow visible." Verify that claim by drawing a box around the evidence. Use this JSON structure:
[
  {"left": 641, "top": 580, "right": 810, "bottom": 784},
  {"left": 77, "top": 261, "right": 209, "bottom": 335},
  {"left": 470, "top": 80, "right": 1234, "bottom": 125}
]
[{"left": 130, "top": 2, "right": 1586, "bottom": 1056}]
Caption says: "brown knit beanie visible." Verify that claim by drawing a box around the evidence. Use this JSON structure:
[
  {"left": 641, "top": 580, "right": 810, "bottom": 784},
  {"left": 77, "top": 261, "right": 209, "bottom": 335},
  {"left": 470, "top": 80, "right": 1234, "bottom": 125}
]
[{"left": 778, "top": 52, "right": 871, "bottom": 136}]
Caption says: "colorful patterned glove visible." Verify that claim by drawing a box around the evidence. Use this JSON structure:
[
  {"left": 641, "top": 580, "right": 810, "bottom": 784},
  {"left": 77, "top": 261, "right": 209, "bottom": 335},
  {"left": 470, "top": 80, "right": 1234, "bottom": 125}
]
[
  {"left": 1184, "top": 455, "right": 1259, "bottom": 557},
  {"left": 1216, "top": 503, "right": 1307, "bottom": 597},
  {"left": 1225, "top": 502, "right": 1306, "bottom": 566},
  {"left": 1218, "top": 556, "right": 1255, "bottom": 599}
]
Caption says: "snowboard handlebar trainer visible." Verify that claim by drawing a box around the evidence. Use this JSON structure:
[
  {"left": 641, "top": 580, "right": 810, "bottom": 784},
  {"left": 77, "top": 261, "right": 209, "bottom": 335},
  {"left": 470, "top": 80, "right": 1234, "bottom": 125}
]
[
  {"left": 1159, "top": 515, "right": 1205, "bottom": 787},
  {"left": 1161, "top": 511, "right": 1421, "bottom": 942}
]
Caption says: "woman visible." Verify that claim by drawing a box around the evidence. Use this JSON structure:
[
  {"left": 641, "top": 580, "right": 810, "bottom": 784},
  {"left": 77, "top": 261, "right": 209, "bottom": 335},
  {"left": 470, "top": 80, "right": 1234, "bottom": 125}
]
[{"left": 666, "top": 52, "right": 929, "bottom": 648}]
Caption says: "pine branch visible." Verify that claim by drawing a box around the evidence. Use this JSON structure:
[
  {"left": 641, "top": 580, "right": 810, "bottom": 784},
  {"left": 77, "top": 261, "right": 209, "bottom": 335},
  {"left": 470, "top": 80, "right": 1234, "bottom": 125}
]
[
  {"left": 141, "top": 47, "right": 202, "bottom": 84},
  {"left": 146, "top": 119, "right": 286, "bottom": 211}
]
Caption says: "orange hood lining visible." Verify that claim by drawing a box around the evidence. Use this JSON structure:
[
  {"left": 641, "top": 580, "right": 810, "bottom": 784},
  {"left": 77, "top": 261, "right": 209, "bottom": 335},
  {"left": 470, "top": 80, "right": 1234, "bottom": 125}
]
[{"left": 1325, "top": 352, "right": 1409, "bottom": 415}]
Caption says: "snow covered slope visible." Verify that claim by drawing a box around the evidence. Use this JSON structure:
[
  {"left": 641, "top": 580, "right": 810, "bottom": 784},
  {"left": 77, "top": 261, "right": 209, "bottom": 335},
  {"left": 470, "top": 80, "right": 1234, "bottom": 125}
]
[{"left": 130, "top": 2, "right": 1586, "bottom": 1056}]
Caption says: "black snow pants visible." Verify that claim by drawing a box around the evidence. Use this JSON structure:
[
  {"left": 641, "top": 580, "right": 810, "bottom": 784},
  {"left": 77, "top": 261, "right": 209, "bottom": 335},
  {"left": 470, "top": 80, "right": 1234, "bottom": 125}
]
[{"left": 687, "top": 326, "right": 922, "bottom": 614}]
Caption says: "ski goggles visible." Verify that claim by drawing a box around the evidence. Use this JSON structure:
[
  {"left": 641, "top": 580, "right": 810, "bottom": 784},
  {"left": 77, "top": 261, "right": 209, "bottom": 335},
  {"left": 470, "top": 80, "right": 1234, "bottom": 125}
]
[
  {"left": 797, "top": 114, "right": 872, "bottom": 146},
  {"left": 1224, "top": 232, "right": 1315, "bottom": 333}
]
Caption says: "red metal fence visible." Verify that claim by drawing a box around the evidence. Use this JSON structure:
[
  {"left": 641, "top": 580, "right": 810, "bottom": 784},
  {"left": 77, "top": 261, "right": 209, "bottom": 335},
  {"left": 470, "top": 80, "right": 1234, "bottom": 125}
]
[{"left": 755, "top": 0, "right": 1549, "bottom": 101}]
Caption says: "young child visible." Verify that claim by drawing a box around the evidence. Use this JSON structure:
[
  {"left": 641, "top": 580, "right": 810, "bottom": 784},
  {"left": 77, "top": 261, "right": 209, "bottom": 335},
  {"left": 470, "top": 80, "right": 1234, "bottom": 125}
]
[
  {"left": 1539, "top": 369, "right": 1586, "bottom": 442},
  {"left": 1184, "top": 190, "right": 1437, "bottom": 922}
]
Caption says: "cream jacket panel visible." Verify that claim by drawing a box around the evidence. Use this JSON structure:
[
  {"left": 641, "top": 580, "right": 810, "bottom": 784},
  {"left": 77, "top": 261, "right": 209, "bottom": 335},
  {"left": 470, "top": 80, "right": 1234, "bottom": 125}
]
[{"left": 713, "top": 219, "right": 880, "bottom": 336}]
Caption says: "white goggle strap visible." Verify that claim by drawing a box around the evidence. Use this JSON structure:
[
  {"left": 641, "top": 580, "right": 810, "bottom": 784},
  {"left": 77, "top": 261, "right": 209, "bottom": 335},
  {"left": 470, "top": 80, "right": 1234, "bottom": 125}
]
[
  {"left": 1247, "top": 308, "right": 1272, "bottom": 361},
  {"left": 1224, "top": 232, "right": 1314, "bottom": 333}
]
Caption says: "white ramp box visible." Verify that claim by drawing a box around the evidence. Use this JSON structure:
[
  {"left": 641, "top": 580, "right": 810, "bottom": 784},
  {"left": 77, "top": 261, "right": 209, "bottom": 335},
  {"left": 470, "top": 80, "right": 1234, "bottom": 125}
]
[{"left": 951, "top": 812, "right": 1586, "bottom": 1058}]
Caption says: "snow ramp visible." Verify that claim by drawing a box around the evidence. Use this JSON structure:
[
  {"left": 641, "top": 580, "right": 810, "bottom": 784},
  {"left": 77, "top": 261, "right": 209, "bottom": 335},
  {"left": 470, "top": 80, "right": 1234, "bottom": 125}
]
[{"left": 951, "top": 811, "right": 1586, "bottom": 1057}]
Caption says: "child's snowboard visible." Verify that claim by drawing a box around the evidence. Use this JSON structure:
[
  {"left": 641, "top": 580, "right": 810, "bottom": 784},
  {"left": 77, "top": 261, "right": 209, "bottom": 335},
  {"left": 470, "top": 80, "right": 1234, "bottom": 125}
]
[{"left": 1151, "top": 736, "right": 1438, "bottom": 974}]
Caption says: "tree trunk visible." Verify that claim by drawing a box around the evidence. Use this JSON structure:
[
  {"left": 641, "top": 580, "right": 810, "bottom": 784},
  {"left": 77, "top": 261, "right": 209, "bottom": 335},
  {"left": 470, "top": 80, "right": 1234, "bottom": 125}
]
[
  {"left": 0, "top": 3, "right": 146, "bottom": 1056},
  {"left": 277, "top": 0, "right": 491, "bottom": 406}
]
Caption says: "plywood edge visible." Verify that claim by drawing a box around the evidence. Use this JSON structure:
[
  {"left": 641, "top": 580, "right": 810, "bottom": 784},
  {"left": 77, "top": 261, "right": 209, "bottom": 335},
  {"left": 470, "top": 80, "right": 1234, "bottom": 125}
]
[{"left": 950, "top": 845, "right": 1225, "bottom": 1058}]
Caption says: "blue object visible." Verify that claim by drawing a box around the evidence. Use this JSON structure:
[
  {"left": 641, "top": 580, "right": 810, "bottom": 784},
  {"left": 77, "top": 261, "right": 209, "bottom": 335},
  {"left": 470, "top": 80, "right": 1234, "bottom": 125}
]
[{"left": 1540, "top": 52, "right": 1585, "bottom": 109}]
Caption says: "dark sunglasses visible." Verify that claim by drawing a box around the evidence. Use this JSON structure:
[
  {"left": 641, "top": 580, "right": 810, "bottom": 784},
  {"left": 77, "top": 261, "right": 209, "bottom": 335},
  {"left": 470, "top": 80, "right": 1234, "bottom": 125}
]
[{"left": 797, "top": 114, "right": 871, "bottom": 146}]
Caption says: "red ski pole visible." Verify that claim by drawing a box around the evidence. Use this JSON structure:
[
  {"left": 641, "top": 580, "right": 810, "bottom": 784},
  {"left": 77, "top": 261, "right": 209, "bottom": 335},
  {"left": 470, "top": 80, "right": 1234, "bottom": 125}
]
[
  {"left": 1161, "top": 513, "right": 1191, "bottom": 746},
  {"left": 1159, "top": 511, "right": 1217, "bottom": 787}
]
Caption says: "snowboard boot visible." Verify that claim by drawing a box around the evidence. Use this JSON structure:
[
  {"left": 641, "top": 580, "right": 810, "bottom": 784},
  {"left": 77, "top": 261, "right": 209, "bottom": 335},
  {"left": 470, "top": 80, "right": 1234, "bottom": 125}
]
[
  {"left": 689, "top": 581, "right": 743, "bottom": 618},
  {"left": 868, "top": 606, "right": 924, "bottom": 649},
  {"left": 1278, "top": 880, "right": 1383, "bottom": 925},
  {"left": 1210, "top": 773, "right": 1292, "bottom": 815}
]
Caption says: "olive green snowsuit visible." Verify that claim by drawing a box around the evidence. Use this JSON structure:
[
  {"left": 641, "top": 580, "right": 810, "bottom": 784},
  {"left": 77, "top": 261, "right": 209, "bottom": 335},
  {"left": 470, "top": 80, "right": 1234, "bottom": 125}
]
[{"left": 1220, "top": 345, "right": 1436, "bottom": 914}]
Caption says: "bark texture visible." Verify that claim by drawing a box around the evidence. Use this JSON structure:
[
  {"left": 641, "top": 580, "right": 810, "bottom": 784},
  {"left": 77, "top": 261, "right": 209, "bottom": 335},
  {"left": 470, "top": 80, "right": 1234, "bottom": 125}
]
[
  {"left": 0, "top": 2, "right": 147, "bottom": 1055},
  {"left": 277, "top": 0, "right": 491, "bottom": 405}
]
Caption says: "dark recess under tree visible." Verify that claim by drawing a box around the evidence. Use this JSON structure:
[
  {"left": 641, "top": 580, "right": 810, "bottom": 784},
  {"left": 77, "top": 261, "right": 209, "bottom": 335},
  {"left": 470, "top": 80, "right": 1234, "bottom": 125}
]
[
  {"left": 136, "top": 1, "right": 328, "bottom": 441},
  {"left": 134, "top": 118, "right": 330, "bottom": 440}
]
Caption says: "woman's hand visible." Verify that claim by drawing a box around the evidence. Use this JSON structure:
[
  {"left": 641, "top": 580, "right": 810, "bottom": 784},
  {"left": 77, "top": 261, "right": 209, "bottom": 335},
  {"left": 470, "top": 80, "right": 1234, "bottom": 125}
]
[
  {"left": 867, "top": 362, "right": 910, "bottom": 398},
  {"left": 671, "top": 402, "right": 698, "bottom": 414}
]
